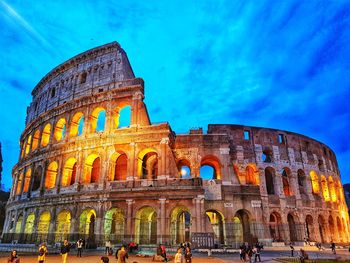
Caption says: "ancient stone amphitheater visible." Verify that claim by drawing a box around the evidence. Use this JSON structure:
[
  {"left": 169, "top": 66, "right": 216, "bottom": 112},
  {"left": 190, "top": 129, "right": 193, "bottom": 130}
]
[{"left": 2, "top": 42, "right": 349, "bottom": 248}]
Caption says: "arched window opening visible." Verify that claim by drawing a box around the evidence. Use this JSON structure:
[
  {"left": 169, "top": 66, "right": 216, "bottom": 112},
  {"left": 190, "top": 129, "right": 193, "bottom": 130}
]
[
  {"left": 310, "top": 171, "right": 320, "bottom": 194},
  {"left": 305, "top": 215, "right": 315, "bottom": 241},
  {"left": 135, "top": 206, "right": 157, "bottom": 245},
  {"left": 288, "top": 214, "right": 297, "bottom": 242},
  {"left": 245, "top": 165, "right": 259, "bottom": 185},
  {"left": 24, "top": 213, "right": 35, "bottom": 234},
  {"left": 41, "top": 123, "right": 51, "bottom": 147},
  {"left": 177, "top": 159, "right": 191, "bottom": 179},
  {"left": 328, "top": 176, "right": 337, "bottom": 202},
  {"left": 45, "top": 161, "right": 58, "bottom": 189},
  {"left": 32, "top": 129, "right": 40, "bottom": 151},
  {"left": 91, "top": 107, "right": 106, "bottom": 132},
  {"left": 138, "top": 151, "right": 158, "bottom": 179},
  {"left": 70, "top": 112, "right": 84, "bottom": 137},
  {"left": 321, "top": 175, "right": 330, "bottom": 201},
  {"left": 37, "top": 211, "right": 50, "bottom": 243},
  {"left": 297, "top": 169, "right": 306, "bottom": 195},
  {"left": 206, "top": 210, "right": 225, "bottom": 245},
  {"left": 265, "top": 167, "right": 275, "bottom": 195},
  {"left": 32, "top": 166, "right": 42, "bottom": 191},
  {"left": 54, "top": 118, "right": 67, "bottom": 141},
  {"left": 25, "top": 135, "right": 32, "bottom": 155},
  {"left": 80, "top": 72, "right": 87, "bottom": 84},
  {"left": 55, "top": 210, "right": 71, "bottom": 242},
  {"left": 22, "top": 169, "right": 32, "bottom": 193},
  {"left": 104, "top": 208, "right": 125, "bottom": 243},
  {"left": 170, "top": 207, "right": 191, "bottom": 245},
  {"left": 15, "top": 216, "right": 23, "bottom": 234},
  {"left": 16, "top": 173, "right": 24, "bottom": 195},
  {"left": 269, "top": 212, "right": 282, "bottom": 241},
  {"left": 109, "top": 152, "right": 128, "bottom": 181},
  {"left": 79, "top": 209, "right": 96, "bottom": 244},
  {"left": 84, "top": 154, "right": 100, "bottom": 183},
  {"left": 114, "top": 106, "right": 131, "bottom": 129},
  {"left": 318, "top": 216, "right": 326, "bottom": 243},
  {"left": 234, "top": 210, "right": 252, "bottom": 244},
  {"left": 282, "top": 168, "right": 291, "bottom": 196},
  {"left": 200, "top": 156, "right": 221, "bottom": 180},
  {"left": 262, "top": 149, "right": 272, "bottom": 163},
  {"left": 62, "top": 158, "right": 77, "bottom": 187}
]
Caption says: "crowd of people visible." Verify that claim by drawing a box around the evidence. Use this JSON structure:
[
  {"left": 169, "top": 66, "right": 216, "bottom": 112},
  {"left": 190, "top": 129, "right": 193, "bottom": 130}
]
[{"left": 239, "top": 242, "right": 263, "bottom": 262}]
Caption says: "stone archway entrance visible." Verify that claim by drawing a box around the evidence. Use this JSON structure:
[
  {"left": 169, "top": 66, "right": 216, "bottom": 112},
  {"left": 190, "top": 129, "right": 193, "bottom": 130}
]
[
  {"left": 170, "top": 207, "right": 191, "bottom": 245},
  {"left": 135, "top": 206, "right": 157, "bottom": 245}
]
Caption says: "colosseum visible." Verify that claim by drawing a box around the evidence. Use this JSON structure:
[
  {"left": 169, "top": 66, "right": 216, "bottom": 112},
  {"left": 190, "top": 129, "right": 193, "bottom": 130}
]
[{"left": 2, "top": 41, "right": 349, "bottom": 248}]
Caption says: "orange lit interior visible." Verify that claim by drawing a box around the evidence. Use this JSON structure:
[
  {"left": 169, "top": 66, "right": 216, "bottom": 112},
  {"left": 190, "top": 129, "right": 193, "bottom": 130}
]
[
  {"left": 137, "top": 148, "right": 158, "bottom": 179},
  {"left": 90, "top": 107, "right": 105, "bottom": 132},
  {"left": 83, "top": 154, "right": 100, "bottom": 183},
  {"left": 310, "top": 171, "right": 320, "bottom": 194},
  {"left": 61, "top": 158, "right": 77, "bottom": 187},
  {"left": 16, "top": 173, "right": 23, "bottom": 195},
  {"left": 22, "top": 169, "right": 32, "bottom": 193},
  {"left": 69, "top": 112, "right": 84, "bottom": 137},
  {"left": 31, "top": 129, "right": 40, "bottom": 151},
  {"left": 45, "top": 161, "right": 58, "bottom": 189},
  {"left": 245, "top": 164, "right": 259, "bottom": 185},
  {"left": 41, "top": 123, "right": 51, "bottom": 147},
  {"left": 25, "top": 135, "right": 32, "bottom": 155},
  {"left": 54, "top": 118, "right": 66, "bottom": 141},
  {"left": 321, "top": 175, "right": 330, "bottom": 201},
  {"left": 201, "top": 155, "right": 221, "bottom": 180},
  {"left": 328, "top": 176, "right": 337, "bottom": 202},
  {"left": 109, "top": 152, "right": 128, "bottom": 181}
]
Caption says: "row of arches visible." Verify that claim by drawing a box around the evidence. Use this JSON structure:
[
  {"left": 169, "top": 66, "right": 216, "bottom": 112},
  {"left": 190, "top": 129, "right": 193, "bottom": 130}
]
[
  {"left": 21, "top": 105, "right": 132, "bottom": 159},
  {"left": 263, "top": 167, "right": 343, "bottom": 202}
]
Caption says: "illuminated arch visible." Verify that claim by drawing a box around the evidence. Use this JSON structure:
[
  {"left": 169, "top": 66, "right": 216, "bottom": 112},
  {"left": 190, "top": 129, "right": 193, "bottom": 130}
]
[
  {"left": 37, "top": 211, "right": 50, "bottom": 243},
  {"left": 31, "top": 166, "right": 42, "bottom": 191},
  {"left": 62, "top": 158, "right": 77, "bottom": 187},
  {"left": 24, "top": 213, "right": 35, "bottom": 234},
  {"left": 109, "top": 151, "right": 128, "bottom": 181},
  {"left": 15, "top": 215, "right": 23, "bottom": 234},
  {"left": 54, "top": 118, "right": 67, "bottom": 141},
  {"left": 206, "top": 209, "right": 225, "bottom": 244},
  {"left": 170, "top": 206, "right": 191, "bottom": 245},
  {"left": 234, "top": 209, "right": 253, "bottom": 244},
  {"left": 32, "top": 129, "right": 40, "bottom": 151},
  {"left": 137, "top": 148, "right": 158, "bottom": 179},
  {"left": 69, "top": 112, "right": 84, "bottom": 137},
  {"left": 310, "top": 171, "right": 320, "bottom": 194},
  {"left": 177, "top": 159, "right": 191, "bottom": 178},
  {"left": 41, "top": 123, "right": 51, "bottom": 147},
  {"left": 297, "top": 169, "right": 307, "bottom": 196},
  {"left": 336, "top": 216, "right": 343, "bottom": 242},
  {"left": 83, "top": 154, "right": 101, "bottom": 183},
  {"left": 265, "top": 167, "right": 275, "bottom": 195},
  {"left": 104, "top": 208, "right": 125, "bottom": 243},
  {"left": 91, "top": 107, "right": 106, "bottom": 132},
  {"left": 200, "top": 155, "right": 221, "bottom": 180},
  {"left": 16, "top": 172, "right": 24, "bottom": 195},
  {"left": 45, "top": 161, "right": 58, "bottom": 189},
  {"left": 55, "top": 210, "right": 71, "bottom": 242},
  {"left": 328, "top": 176, "right": 337, "bottom": 202},
  {"left": 25, "top": 135, "right": 32, "bottom": 155},
  {"left": 281, "top": 168, "right": 292, "bottom": 196},
  {"left": 320, "top": 175, "right": 330, "bottom": 201},
  {"left": 245, "top": 164, "right": 259, "bottom": 185},
  {"left": 135, "top": 206, "right": 157, "bottom": 244},
  {"left": 79, "top": 209, "right": 97, "bottom": 240},
  {"left": 114, "top": 104, "right": 131, "bottom": 129},
  {"left": 269, "top": 212, "right": 283, "bottom": 241},
  {"left": 22, "top": 169, "right": 32, "bottom": 193}
]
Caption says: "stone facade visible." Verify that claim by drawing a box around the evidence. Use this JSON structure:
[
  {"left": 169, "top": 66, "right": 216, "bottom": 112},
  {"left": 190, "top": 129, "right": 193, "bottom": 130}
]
[{"left": 2, "top": 42, "right": 349, "bottom": 247}]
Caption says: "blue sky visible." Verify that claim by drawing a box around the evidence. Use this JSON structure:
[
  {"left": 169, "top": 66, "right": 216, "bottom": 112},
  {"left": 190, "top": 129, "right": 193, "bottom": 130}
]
[{"left": 1, "top": 0, "right": 350, "bottom": 190}]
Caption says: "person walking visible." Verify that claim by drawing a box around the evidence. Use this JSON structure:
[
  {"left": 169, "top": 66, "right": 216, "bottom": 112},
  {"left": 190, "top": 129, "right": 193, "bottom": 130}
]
[
  {"left": 254, "top": 242, "right": 262, "bottom": 262},
  {"left": 76, "top": 239, "right": 83, "bottom": 257},
  {"left": 7, "top": 250, "right": 20, "bottom": 263},
  {"left": 174, "top": 247, "right": 183, "bottom": 263},
  {"left": 331, "top": 242, "right": 336, "bottom": 254},
  {"left": 289, "top": 243, "right": 294, "bottom": 257},
  {"left": 38, "top": 243, "right": 48, "bottom": 263},
  {"left": 116, "top": 245, "right": 128, "bottom": 263},
  {"left": 60, "top": 239, "right": 70, "bottom": 263},
  {"left": 184, "top": 246, "right": 192, "bottom": 263}
]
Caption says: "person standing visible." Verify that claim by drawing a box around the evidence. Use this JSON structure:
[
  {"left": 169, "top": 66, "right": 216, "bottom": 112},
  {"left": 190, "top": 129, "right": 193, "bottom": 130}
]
[
  {"left": 254, "top": 242, "right": 262, "bottom": 262},
  {"left": 174, "top": 247, "right": 183, "bottom": 263},
  {"left": 105, "top": 240, "right": 112, "bottom": 255},
  {"left": 184, "top": 247, "right": 192, "bottom": 263},
  {"left": 76, "top": 239, "right": 83, "bottom": 257},
  {"left": 116, "top": 245, "right": 128, "bottom": 263},
  {"left": 331, "top": 242, "right": 336, "bottom": 254},
  {"left": 60, "top": 239, "right": 70, "bottom": 263},
  {"left": 38, "top": 243, "right": 48, "bottom": 263},
  {"left": 289, "top": 243, "right": 294, "bottom": 257}
]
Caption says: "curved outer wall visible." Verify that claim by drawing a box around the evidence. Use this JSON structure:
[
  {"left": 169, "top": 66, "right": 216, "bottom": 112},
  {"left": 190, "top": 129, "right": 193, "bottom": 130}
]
[{"left": 3, "top": 42, "right": 349, "bottom": 247}]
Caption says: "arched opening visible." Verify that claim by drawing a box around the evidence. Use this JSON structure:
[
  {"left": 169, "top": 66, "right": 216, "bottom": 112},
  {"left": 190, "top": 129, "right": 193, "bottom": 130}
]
[
  {"left": 318, "top": 215, "right": 326, "bottom": 243},
  {"left": 70, "top": 112, "right": 84, "bottom": 137},
  {"left": 37, "top": 211, "right": 50, "bottom": 243},
  {"left": 55, "top": 210, "right": 71, "bottom": 242},
  {"left": 269, "top": 212, "right": 283, "bottom": 242},
  {"left": 22, "top": 169, "right": 32, "bottom": 193},
  {"left": 109, "top": 152, "right": 128, "bottom": 181},
  {"left": 282, "top": 168, "right": 291, "bottom": 196},
  {"left": 336, "top": 217, "right": 343, "bottom": 242},
  {"left": 32, "top": 129, "right": 40, "bottom": 151},
  {"left": 25, "top": 135, "right": 32, "bottom": 155},
  {"left": 265, "top": 167, "right": 275, "bottom": 195},
  {"left": 62, "top": 158, "right": 77, "bottom": 187},
  {"left": 83, "top": 154, "right": 101, "bottom": 184},
  {"left": 310, "top": 171, "right": 320, "bottom": 194},
  {"left": 297, "top": 169, "right": 307, "bottom": 196},
  {"left": 31, "top": 166, "right": 42, "bottom": 191},
  {"left": 80, "top": 72, "right": 87, "bottom": 84},
  {"left": 305, "top": 215, "right": 315, "bottom": 241},
  {"left": 45, "top": 161, "right": 58, "bottom": 189},
  {"left": 135, "top": 206, "right": 157, "bottom": 245},
  {"left": 232, "top": 216, "right": 243, "bottom": 246},
  {"left": 234, "top": 210, "right": 252, "bottom": 244},
  {"left": 54, "top": 118, "right": 67, "bottom": 141},
  {"left": 24, "top": 213, "right": 35, "bottom": 234},
  {"left": 245, "top": 165, "right": 259, "bottom": 185},
  {"left": 288, "top": 214, "right": 297, "bottom": 242},
  {"left": 321, "top": 175, "right": 330, "bottom": 201},
  {"left": 91, "top": 107, "right": 106, "bottom": 132},
  {"left": 15, "top": 215, "right": 23, "bottom": 234},
  {"left": 137, "top": 149, "right": 158, "bottom": 179},
  {"left": 170, "top": 207, "right": 191, "bottom": 245},
  {"left": 328, "top": 176, "right": 337, "bottom": 202},
  {"left": 262, "top": 148, "right": 272, "bottom": 163},
  {"left": 79, "top": 209, "right": 96, "bottom": 246},
  {"left": 201, "top": 156, "right": 221, "bottom": 180},
  {"left": 206, "top": 210, "right": 225, "bottom": 245},
  {"left": 104, "top": 208, "right": 125, "bottom": 243},
  {"left": 328, "top": 216, "right": 335, "bottom": 241},
  {"left": 16, "top": 173, "right": 24, "bottom": 195},
  {"left": 41, "top": 123, "right": 51, "bottom": 147},
  {"left": 177, "top": 159, "right": 191, "bottom": 179},
  {"left": 114, "top": 105, "right": 131, "bottom": 128}
]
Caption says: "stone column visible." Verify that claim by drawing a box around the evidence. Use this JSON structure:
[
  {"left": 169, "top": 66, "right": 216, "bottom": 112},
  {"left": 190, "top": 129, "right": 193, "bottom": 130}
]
[
  {"left": 126, "top": 199, "right": 134, "bottom": 242},
  {"left": 48, "top": 207, "right": 57, "bottom": 244},
  {"left": 127, "top": 142, "right": 136, "bottom": 179},
  {"left": 194, "top": 197, "right": 201, "bottom": 232},
  {"left": 131, "top": 91, "right": 144, "bottom": 127},
  {"left": 159, "top": 198, "right": 166, "bottom": 243},
  {"left": 159, "top": 138, "right": 169, "bottom": 178}
]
